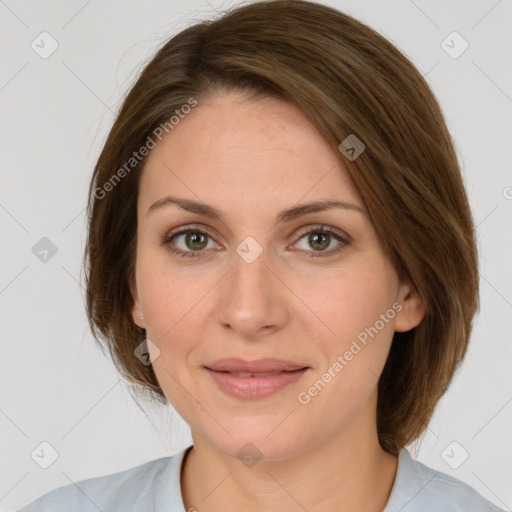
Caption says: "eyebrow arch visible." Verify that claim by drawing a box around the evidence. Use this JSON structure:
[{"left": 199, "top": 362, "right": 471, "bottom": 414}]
[{"left": 147, "top": 195, "right": 365, "bottom": 223}]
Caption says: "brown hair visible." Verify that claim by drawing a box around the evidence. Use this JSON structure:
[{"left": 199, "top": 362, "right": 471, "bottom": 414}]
[{"left": 83, "top": 0, "right": 479, "bottom": 455}]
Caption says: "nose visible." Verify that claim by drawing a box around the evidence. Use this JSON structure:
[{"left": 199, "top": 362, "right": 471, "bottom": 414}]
[{"left": 215, "top": 242, "right": 290, "bottom": 339}]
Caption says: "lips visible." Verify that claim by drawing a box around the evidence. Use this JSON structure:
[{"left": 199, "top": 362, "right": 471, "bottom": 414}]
[
  {"left": 203, "top": 358, "right": 310, "bottom": 399},
  {"left": 225, "top": 371, "right": 286, "bottom": 377}
]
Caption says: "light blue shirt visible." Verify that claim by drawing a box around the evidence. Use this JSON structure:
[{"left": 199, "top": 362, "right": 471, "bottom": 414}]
[{"left": 17, "top": 445, "right": 506, "bottom": 511}]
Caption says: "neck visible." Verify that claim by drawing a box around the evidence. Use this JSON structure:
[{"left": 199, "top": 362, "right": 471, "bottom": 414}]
[{"left": 180, "top": 407, "right": 398, "bottom": 512}]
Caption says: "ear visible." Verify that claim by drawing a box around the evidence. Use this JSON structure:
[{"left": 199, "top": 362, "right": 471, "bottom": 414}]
[
  {"left": 129, "top": 273, "right": 145, "bottom": 329},
  {"left": 393, "top": 281, "right": 426, "bottom": 333}
]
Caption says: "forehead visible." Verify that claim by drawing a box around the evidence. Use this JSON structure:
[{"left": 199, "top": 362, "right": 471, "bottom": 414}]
[{"left": 138, "top": 91, "right": 363, "bottom": 218}]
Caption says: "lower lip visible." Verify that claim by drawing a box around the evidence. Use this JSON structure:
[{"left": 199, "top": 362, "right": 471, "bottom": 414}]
[{"left": 205, "top": 368, "right": 309, "bottom": 399}]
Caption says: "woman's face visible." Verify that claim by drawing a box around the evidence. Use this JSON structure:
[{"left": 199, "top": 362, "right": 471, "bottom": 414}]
[{"left": 130, "top": 90, "right": 424, "bottom": 460}]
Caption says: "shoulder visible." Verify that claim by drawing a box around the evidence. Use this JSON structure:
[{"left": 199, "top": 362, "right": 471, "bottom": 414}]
[
  {"left": 16, "top": 448, "right": 189, "bottom": 512},
  {"left": 384, "top": 448, "right": 507, "bottom": 512}
]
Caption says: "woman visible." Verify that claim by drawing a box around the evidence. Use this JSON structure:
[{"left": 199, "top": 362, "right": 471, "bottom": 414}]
[{"left": 18, "top": 0, "right": 505, "bottom": 510}]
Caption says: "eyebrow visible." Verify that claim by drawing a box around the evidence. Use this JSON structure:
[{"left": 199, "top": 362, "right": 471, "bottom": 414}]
[{"left": 148, "top": 195, "right": 365, "bottom": 223}]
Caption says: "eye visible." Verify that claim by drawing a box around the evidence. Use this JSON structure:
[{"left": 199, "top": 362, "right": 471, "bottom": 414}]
[
  {"left": 162, "top": 225, "right": 218, "bottom": 258},
  {"left": 291, "top": 225, "right": 349, "bottom": 258},
  {"left": 162, "top": 224, "right": 349, "bottom": 259}
]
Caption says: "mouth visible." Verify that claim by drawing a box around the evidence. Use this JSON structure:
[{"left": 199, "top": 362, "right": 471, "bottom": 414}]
[
  {"left": 204, "top": 357, "right": 309, "bottom": 374},
  {"left": 215, "top": 370, "right": 298, "bottom": 377},
  {"left": 204, "top": 365, "right": 310, "bottom": 399}
]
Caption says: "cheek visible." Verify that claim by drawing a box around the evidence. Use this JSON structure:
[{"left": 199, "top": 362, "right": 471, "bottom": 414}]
[
  {"left": 139, "top": 261, "right": 207, "bottom": 416},
  {"left": 303, "top": 264, "right": 396, "bottom": 343},
  {"left": 295, "top": 285, "right": 396, "bottom": 426},
  {"left": 302, "top": 268, "right": 397, "bottom": 393},
  {"left": 137, "top": 248, "right": 211, "bottom": 342},
  {"left": 136, "top": 252, "right": 219, "bottom": 392}
]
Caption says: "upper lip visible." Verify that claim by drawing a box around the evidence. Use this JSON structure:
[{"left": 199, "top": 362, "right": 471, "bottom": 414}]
[{"left": 204, "top": 358, "right": 309, "bottom": 373}]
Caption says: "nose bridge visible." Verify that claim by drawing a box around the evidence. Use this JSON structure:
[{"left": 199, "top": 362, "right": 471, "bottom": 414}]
[{"left": 216, "top": 237, "right": 287, "bottom": 335}]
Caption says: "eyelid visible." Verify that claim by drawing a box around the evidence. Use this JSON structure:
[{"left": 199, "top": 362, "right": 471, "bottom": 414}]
[
  {"left": 164, "top": 223, "right": 348, "bottom": 241},
  {"left": 164, "top": 223, "right": 217, "bottom": 244},
  {"left": 292, "top": 224, "right": 350, "bottom": 244}
]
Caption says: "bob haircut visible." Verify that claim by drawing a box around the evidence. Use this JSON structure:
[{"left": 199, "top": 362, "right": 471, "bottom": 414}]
[{"left": 83, "top": 0, "right": 479, "bottom": 456}]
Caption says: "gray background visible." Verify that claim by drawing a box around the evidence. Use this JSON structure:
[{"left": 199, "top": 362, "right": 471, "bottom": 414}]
[{"left": 1, "top": 0, "right": 511, "bottom": 510}]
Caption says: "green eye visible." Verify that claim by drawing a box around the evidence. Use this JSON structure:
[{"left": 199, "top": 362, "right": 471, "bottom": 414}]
[{"left": 162, "top": 224, "right": 349, "bottom": 259}]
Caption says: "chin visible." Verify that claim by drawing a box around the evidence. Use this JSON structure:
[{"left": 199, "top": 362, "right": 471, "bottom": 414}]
[{"left": 198, "top": 415, "right": 312, "bottom": 463}]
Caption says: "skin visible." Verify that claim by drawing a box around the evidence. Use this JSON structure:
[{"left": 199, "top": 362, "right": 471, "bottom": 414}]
[{"left": 130, "top": 89, "right": 426, "bottom": 512}]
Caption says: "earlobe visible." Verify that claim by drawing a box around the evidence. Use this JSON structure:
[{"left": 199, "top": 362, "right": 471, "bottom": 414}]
[
  {"left": 394, "top": 282, "right": 426, "bottom": 333},
  {"left": 129, "top": 276, "right": 145, "bottom": 328}
]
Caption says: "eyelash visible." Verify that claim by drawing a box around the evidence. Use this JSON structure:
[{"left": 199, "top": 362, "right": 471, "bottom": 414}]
[{"left": 161, "top": 224, "right": 349, "bottom": 259}]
